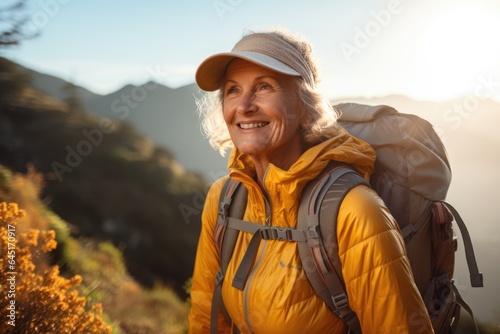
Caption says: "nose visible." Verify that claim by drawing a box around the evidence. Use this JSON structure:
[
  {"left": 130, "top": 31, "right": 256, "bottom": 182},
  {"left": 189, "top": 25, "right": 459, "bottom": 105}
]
[{"left": 235, "top": 91, "right": 257, "bottom": 114}]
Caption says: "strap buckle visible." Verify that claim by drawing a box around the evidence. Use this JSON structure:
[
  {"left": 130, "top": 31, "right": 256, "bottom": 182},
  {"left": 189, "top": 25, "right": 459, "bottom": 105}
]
[
  {"left": 332, "top": 292, "right": 349, "bottom": 310},
  {"left": 275, "top": 227, "right": 293, "bottom": 241},
  {"left": 260, "top": 226, "right": 293, "bottom": 241}
]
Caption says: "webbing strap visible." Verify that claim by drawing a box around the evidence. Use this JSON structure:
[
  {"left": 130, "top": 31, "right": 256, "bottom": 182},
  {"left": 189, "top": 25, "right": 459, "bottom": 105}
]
[
  {"left": 401, "top": 204, "right": 433, "bottom": 240},
  {"left": 214, "top": 179, "right": 242, "bottom": 248},
  {"left": 441, "top": 202, "right": 484, "bottom": 287},
  {"left": 230, "top": 221, "right": 308, "bottom": 291},
  {"left": 210, "top": 271, "right": 231, "bottom": 334},
  {"left": 322, "top": 271, "right": 363, "bottom": 334},
  {"left": 232, "top": 231, "right": 263, "bottom": 290},
  {"left": 227, "top": 217, "right": 308, "bottom": 241},
  {"left": 211, "top": 179, "right": 247, "bottom": 334},
  {"left": 452, "top": 284, "right": 480, "bottom": 334},
  {"left": 218, "top": 179, "right": 241, "bottom": 223}
]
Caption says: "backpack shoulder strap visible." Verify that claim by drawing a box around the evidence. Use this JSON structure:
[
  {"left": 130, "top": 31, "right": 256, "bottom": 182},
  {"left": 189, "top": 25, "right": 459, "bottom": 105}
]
[
  {"left": 297, "top": 161, "right": 369, "bottom": 334},
  {"left": 215, "top": 178, "right": 248, "bottom": 271},
  {"left": 211, "top": 178, "right": 247, "bottom": 334}
]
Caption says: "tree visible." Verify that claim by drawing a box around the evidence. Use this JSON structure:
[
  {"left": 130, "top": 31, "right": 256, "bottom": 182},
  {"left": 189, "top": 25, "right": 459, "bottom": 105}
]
[
  {"left": 0, "top": 0, "right": 38, "bottom": 50},
  {"left": 0, "top": 1, "right": 35, "bottom": 102}
]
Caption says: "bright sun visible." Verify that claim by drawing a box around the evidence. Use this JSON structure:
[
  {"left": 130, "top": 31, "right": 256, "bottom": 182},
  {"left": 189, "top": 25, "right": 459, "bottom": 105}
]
[{"left": 417, "top": 3, "right": 500, "bottom": 98}]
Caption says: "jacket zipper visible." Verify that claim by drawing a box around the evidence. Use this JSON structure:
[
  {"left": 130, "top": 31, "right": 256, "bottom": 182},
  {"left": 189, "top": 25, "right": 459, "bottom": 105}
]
[
  {"left": 242, "top": 166, "right": 273, "bottom": 332},
  {"left": 261, "top": 165, "right": 273, "bottom": 226}
]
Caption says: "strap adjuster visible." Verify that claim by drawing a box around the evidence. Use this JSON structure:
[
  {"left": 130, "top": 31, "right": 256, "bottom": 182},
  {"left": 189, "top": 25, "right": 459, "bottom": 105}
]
[
  {"left": 332, "top": 292, "right": 349, "bottom": 310},
  {"left": 260, "top": 226, "right": 274, "bottom": 240},
  {"left": 307, "top": 224, "right": 320, "bottom": 238},
  {"left": 218, "top": 199, "right": 231, "bottom": 223},
  {"left": 215, "top": 270, "right": 225, "bottom": 286}
]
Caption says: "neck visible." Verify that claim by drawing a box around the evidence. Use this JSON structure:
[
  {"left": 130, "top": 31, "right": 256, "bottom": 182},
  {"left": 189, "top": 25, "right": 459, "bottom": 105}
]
[{"left": 250, "top": 141, "right": 312, "bottom": 189}]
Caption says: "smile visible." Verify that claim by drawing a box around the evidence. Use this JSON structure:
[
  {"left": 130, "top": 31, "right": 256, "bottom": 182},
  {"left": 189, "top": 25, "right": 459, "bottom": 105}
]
[{"left": 238, "top": 122, "right": 269, "bottom": 129}]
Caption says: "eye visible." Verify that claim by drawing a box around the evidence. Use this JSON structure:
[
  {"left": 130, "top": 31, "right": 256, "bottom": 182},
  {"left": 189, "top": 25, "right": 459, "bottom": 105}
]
[
  {"left": 224, "top": 85, "right": 238, "bottom": 96},
  {"left": 255, "top": 82, "right": 275, "bottom": 94},
  {"left": 256, "top": 82, "right": 272, "bottom": 91}
]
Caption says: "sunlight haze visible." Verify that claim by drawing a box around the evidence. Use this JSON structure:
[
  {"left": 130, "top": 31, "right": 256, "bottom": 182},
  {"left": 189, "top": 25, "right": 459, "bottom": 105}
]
[{"left": 3, "top": 0, "right": 500, "bottom": 102}]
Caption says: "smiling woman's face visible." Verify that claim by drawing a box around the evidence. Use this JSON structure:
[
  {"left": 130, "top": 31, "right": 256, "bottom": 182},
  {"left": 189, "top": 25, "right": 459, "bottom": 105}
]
[{"left": 222, "top": 59, "right": 304, "bottom": 170}]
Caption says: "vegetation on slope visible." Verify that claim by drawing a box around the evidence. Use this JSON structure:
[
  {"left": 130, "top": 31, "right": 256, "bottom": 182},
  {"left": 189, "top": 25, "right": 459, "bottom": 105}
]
[{"left": 0, "top": 165, "right": 190, "bottom": 333}]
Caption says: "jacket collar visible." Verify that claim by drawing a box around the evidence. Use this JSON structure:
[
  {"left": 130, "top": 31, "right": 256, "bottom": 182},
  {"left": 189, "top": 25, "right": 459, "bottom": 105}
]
[{"left": 227, "top": 126, "right": 375, "bottom": 187}]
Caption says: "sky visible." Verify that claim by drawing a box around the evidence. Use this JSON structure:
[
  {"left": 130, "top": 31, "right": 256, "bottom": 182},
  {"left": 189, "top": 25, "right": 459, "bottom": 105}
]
[{"left": 3, "top": 0, "right": 500, "bottom": 102}]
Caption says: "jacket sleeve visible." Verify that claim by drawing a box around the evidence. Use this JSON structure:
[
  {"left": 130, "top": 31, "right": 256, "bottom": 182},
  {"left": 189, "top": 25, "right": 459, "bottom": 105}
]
[
  {"left": 187, "top": 177, "right": 232, "bottom": 334},
  {"left": 337, "top": 185, "right": 434, "bottom": 334}
]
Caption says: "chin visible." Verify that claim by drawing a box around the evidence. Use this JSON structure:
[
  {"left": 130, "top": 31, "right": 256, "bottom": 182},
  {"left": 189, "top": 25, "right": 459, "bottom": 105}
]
[{"left": 235, "top": 141, "right": 263, "bottom": 153}]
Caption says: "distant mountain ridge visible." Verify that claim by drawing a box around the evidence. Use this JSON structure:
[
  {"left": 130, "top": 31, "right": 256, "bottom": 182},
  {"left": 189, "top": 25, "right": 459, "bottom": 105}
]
[
  {"left": 21, "top": 63, "right": 100, "bottom": 103},
  {"left": 18, "top": 63, "right": 228, "bottom": 180},
  {"left": 21, "top": 61, "right": 500, "bottom": 180}
]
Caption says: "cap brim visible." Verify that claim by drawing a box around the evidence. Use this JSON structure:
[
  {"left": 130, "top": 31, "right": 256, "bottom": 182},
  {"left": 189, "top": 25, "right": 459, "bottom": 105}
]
[{"left": 195, "top": 51, "right": 301, "bottom": 91}]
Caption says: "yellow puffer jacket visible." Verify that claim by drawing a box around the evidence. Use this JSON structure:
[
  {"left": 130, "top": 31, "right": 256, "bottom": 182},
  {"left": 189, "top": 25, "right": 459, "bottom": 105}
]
[{"left": 188, "top": 127, "right": 434, "bottom": 334}]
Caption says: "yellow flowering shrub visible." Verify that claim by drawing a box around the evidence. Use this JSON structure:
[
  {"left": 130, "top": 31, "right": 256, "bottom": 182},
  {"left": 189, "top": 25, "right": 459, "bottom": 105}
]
[{"left": 0, "top": 202, "right": 112, "bottom": 333}]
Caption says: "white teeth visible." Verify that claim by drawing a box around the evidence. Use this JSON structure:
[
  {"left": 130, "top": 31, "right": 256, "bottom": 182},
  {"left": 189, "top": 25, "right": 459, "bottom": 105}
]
[{"left": 239, "top": 122, "right": 268, "bottom": 129}]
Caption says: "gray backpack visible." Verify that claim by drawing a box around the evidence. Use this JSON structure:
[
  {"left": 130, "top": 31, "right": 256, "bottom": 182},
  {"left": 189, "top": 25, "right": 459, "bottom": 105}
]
[{"left": 210, "top": 103, "right": 483, "bottom": 334}]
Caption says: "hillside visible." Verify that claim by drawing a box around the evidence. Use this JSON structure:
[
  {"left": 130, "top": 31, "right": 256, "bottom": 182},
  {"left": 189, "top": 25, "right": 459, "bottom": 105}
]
[
  {"left": 0, "top": 166, "right": 189, "bottom": 333},
  {"left": 0, "top": 70, "right": 207, "bottom": 295}
]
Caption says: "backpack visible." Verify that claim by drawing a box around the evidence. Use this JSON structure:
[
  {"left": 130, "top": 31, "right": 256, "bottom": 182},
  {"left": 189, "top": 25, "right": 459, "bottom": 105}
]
[{"left": 210, "top": 103, "right": 483, "bottom": 334}]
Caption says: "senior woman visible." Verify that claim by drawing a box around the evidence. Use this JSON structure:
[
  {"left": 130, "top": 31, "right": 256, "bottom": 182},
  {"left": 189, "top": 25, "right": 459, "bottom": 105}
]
[{"left": 188, "top": 29, "right": 433, "bottom": 334}]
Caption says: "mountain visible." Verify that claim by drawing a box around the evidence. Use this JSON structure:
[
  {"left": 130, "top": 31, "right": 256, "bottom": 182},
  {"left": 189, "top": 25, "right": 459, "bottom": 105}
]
[
  {"left": 87, "top": 82, "right": 228, "bottom": 180},
  {"left": 21, "top": 63, "right": 101, "bottom": 104},
  {"left": 19, "top": 62, "right": 500, "bottom": 323},
  {"left": 21, "top": 65, "right": 228, "bottom": 181}
]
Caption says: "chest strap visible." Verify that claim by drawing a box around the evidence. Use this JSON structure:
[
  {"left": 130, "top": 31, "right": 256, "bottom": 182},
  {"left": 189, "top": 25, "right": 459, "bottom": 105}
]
[{"left": 230, "top": 219, "right": 307, "bottom": 290}]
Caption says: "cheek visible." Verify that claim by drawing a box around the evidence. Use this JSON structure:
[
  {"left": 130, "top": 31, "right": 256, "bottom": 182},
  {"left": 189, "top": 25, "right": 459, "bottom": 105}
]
[{"left": 222, "top": 103, "right": 232, "bottom": 124}]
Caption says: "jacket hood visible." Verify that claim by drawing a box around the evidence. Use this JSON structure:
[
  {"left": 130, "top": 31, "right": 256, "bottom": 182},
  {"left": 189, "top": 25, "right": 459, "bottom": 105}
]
[{"left": 227, "top": 126, "right": 376, "bottom": 184}]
